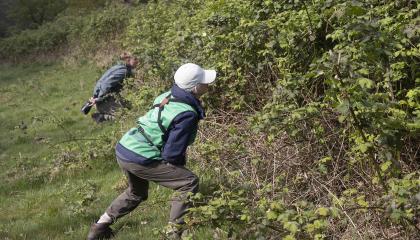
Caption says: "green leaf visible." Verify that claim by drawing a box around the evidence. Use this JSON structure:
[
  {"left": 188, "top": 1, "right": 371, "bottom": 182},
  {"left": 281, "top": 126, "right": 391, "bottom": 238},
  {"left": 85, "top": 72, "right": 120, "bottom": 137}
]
[
  {"left": 357, "top": 196, "right": 369, "bottom": 207},
  {"left": 319, "top": 156, "right": 332, "bottom": 163},
  {"left": 380, "top": 160, "right": 392, "bottom": 172},
  {"left": 316, "top": 207, "right": 329, "bottom": 216},
  {"left": 266, "top": 210, "right": 278, "bottom": 220},
  {"left": 359, "top": 142, "right": 372, "bottom": 153},
  {"left": 283, "top": 221, "right": 299, "bottom": 233},
  {"left": 338, "top": 115, "right": 346, "bottom": 123},
  {"left": 357, "top": 78, "right": 374, "bottom": 89},
  {"left": 357, "top": 68, "right": 369, "bottom": 75},
  {"left": 270, "top": 202, "right": 282, "bottom": 210},
  {"left": 336, "top": 99, "right": 350, "bottom": 115},
  {"left": 313, "top": 220, "right": 326, "bottom": 229},
  {"left": 318, "top": 164, "right": 328, "bottom": 174},
  {"left": 283, "top": 235, "right": 296, "bottom": 240},
  {"left": 346, "top": 5, "right": 366, "bottom": 16}
]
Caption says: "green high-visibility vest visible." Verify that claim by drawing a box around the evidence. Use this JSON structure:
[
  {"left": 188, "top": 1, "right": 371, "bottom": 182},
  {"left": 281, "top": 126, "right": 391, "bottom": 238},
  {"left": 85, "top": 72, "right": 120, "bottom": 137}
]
[{"left": 119, "top": 91, "right": 198, "bottom": 160}]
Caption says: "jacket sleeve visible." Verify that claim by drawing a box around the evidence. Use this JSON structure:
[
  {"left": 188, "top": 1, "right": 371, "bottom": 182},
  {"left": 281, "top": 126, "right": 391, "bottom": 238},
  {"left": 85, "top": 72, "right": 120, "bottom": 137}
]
[
  {"left": 93, "top": 66, "right": 128, "bottom": 101},
  {"left": 161, "top": 111, "right": 199, "bottom": 165}
]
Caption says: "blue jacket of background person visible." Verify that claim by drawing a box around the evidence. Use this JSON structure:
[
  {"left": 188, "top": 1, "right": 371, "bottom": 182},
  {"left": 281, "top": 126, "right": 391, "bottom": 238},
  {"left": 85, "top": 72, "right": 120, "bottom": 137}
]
[
  {"left": 116, "top": 85, "right": 205, "bottom": 166},
  {"left": 92, "top": 63, "right": 133, "bottom": 101}
]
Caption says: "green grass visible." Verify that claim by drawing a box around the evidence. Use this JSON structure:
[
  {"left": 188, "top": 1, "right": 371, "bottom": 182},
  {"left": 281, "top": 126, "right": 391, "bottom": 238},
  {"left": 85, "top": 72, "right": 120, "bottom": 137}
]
[{"left": 0, "top": 62, "right": 212, "bottom": 240}]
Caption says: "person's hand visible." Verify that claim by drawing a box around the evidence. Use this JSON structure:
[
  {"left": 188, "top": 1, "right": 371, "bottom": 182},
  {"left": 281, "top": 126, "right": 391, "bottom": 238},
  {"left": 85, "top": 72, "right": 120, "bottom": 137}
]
[{"left": 89, "top": 97, "right": 98, "bottom": 105}]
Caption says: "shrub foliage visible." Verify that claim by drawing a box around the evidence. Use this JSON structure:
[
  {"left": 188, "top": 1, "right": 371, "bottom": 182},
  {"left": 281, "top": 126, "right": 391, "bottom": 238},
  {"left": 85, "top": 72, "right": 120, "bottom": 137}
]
[{"left": 122, "top": 1, "right": 419, "bottom": 238}]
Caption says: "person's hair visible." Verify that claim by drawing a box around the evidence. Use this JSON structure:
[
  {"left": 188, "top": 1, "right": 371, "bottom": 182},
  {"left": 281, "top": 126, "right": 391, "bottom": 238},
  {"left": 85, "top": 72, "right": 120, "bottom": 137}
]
[
  {"left": 185, "top": 85, "right": 197, "bottom": 93},
  {"left": 120, "top": 52, "right": 131, "bottom": 61},
  {"left": 120, "top": 52, "right": 138, "bottom": 62}
]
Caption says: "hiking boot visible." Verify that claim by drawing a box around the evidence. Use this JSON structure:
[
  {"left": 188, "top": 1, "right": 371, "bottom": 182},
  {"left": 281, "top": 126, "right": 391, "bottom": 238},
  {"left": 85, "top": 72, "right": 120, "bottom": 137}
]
[{"left": 87, "top": 223, "right": 114, "bottom": 240}]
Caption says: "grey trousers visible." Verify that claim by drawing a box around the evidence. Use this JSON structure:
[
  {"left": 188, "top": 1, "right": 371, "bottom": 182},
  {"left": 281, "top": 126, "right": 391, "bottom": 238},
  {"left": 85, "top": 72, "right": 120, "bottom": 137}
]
[
  {"left": 106, "top": 157, "right": 199, "bottom": 224},
  {"left": 95, "top": 97, "right": 123, "bottom": 121}
]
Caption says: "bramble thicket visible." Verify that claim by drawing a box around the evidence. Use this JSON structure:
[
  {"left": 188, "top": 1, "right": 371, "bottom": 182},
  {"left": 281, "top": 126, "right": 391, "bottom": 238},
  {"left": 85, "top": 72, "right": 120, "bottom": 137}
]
[{"left": 0, "top": 0, "right": 419, "bottom": 239}]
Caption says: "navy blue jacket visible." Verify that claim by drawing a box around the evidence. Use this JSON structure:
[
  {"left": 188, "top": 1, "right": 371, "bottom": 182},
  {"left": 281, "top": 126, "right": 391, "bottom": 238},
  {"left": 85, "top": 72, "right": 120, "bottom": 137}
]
[
  {"left": 116, "top": 85, "right": 205, "bottom": 165},
  {"left": 93, "top": 64, "right": 132, "bottom": 102}
]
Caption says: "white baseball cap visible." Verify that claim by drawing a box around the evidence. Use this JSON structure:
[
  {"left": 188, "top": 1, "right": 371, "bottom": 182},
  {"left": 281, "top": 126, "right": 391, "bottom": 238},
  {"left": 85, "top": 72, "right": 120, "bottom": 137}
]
[{"left": 174, "top": 63, "right": 217, "bottom": 90}]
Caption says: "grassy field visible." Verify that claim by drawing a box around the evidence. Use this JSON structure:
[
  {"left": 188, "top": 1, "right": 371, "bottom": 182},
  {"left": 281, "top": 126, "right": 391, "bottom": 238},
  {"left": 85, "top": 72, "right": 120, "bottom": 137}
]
[{"left": 0, "top": 62, "right": 211, "bottom": 240}]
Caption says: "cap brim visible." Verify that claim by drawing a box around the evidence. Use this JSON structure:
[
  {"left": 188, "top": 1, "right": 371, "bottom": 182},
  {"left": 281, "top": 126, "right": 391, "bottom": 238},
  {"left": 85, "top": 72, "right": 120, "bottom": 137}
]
[{"left": 201, "top": 70, "right": 217, "bottom": 84}]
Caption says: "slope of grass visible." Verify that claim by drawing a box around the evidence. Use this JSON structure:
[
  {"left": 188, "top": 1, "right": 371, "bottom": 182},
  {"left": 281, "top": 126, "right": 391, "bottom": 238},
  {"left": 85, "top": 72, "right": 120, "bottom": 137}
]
[{"left": 0, "top": 62, "right": 211, "bottom": 239}]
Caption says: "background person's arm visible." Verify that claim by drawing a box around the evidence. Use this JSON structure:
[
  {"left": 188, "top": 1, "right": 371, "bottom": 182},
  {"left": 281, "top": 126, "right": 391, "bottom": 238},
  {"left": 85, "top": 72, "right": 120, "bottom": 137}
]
[{"left": 93, "top": 65, "right": 128, "bottom": 102}]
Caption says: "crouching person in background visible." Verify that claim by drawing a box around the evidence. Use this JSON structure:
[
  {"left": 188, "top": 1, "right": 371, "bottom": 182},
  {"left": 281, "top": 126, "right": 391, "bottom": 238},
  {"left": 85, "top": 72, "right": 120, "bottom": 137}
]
[
  {"left": 84, "top": 52, "right": 139, "bottom": 123},
  {"left": 87, "top": 63, "right": 217, "bottom": 239}
]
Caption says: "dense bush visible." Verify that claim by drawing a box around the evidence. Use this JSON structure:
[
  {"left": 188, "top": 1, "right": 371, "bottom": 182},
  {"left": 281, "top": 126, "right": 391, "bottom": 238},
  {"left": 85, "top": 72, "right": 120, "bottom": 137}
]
[
  {"left": 122, "top": 0, "right": 419, "bottom": 239},
  {"left": 0, "top": 3, "right": 131, "bottom": 59},
  {"left": 0, "top": 15, "right": 75, "bottom": 57},
  {"left": 6, "top": 0, "right": 68, "bottom": 30}
]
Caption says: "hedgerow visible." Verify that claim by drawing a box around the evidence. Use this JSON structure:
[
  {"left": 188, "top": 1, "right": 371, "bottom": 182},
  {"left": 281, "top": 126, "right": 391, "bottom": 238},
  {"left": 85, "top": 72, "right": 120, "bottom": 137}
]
[{"left": 121, "top": 0, "right": 419, "bottom": 239}]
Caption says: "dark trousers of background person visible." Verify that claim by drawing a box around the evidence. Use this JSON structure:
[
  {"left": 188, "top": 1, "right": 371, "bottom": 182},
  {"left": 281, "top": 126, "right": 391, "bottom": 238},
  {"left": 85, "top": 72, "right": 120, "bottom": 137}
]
[
  {"left": 105, "top": 157, "right": 199, "bottom": 224},
  {"left": 94, "top": 95, "right": 130, "bottom": 122}
]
